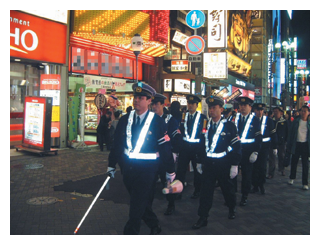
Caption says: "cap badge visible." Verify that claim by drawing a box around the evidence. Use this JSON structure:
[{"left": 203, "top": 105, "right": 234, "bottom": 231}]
[
  {"left": 189, "top": 96, "right": 193, "bottom": 100},
  {"left": 135, "top": 87, "right": 142, "bottom": 93},
  {"left": 209, "top": 98, "right": 214, "bottom": 102},
  {"left": 241, "top": 98, "right": 245, "bottom": 102}
]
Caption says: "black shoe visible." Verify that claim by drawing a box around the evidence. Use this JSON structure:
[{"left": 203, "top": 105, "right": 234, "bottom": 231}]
[
  {"left": 228, "top": 208, "right": 236, "bottom": 219},
  {"left": 259, "top": 185, "right": 265, "bottom": 195},
  {"left": 239, "top": 196, "right": 247, "bottom": 206},
  {"left": 164, "top": 206, "right": 175, "bottom": 215},
  {"left": 192, "top": 217, "right": 208, "bottom": 229},
  {"left": 250, "top": 186, "right": 259, "bottom": 193},
  {"left": 150, "top": 225, "right": 162, "bottom": 235},
  {"left": 190, "top": 191, "right": 200, "bottom": 199}
]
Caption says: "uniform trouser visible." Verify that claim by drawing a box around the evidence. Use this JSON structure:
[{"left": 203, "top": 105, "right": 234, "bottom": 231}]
[
  {"left": 252, "top": 147, "right": 268, "bottom": 188},
  {"left": 176, "top": 143, "right": 202, "bottom": 193},
  {"left": 268, "top": 143, "right": 286, "bottom": 176},
  {"left": 198, "top": 159, "right": 236, "bottom": 217},
  {"left": 122, "top": 168, "right": 159, "bottom": 235},
  {"left": 239, "top": 151, "right": 253, "bottom": 197},
  {"left": 289, "top": 142, "right": 310, "bottom": 186}
]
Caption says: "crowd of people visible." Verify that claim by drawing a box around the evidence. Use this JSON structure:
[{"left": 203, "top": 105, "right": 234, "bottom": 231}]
[{"left": 100, "top": 82, "right": 310, "bottom": 235}]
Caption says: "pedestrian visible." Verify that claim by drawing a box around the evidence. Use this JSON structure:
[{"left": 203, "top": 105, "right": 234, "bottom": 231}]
[
  {"left": 222, "top": 103, "right": 234, "bottom": 121},
  {"left": 287, "top": 105, "right": 310, "bottom": 190},
  {"left": 192, "top": 96, "right": 241, "bottom": 229},
  {"left": 97, "top": 110, "right": 111, "bottom": 151},
  {"left": 109, "top": 110, "right": 121, "bottom": 149},
  {"left": 107, "top": 83, "right": 176, "bottom": 235},
  {"left": 151, "top": 93, "right": 181, "bottom": 215},
  {"left": 169, "top": 100, "right": 182, "bottom": 123},
  {"left": 251, "top": 103, "right": 278, "bottom": 194},
  {"left": 285, "top": 110, "right": 293, "bottom": 131},
  {"left": 176, "top": 95, "right": 208, "bottom": 199},
  {"left": 267, "top": 107, "right": 289, "bottom": 178},
  {"left": 126, "top": 106, "right": 132, "bottom": 114},
  {"left": 234, "top": 96, "right": 262, "bottom": 206},
  {"left": 293, "top": 110, "right": 300, "bottom": 119}
]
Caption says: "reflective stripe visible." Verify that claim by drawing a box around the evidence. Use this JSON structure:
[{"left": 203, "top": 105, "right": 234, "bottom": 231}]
[
  {"left": 241, "top": 138, "right": 255, "bottom": 143},
  {"left": 261, "top": 116, "right": 267, "bottom": 135},
  {"left": 207, "top": 151, "right": 227, "bottom": 158},
  {"left": 126, "top": 110, "right": 156, "bottom": 159},
  {"left": 183, "top": 112, "right": 201, "bottom": 143},
  {"left": 124, "top": 148, "right": 159, "bottom": 159},
  {"left": 165, "top": 114, "right": 172, "bottom": 124},
  {"left": 262, "top": 137, "right": 270, "bottom": 142},
  {"left": 236, "top": 113, "right": 254, "bottom": 143},
  {"left": 205, "top": 118, "right": 224, "bottom": 153}
]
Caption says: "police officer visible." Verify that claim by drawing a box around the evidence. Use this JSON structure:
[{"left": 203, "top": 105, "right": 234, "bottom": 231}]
[
  {"left": 107, "top": 83, "right": 176, "bottom": 235},
  {"left": 234, "top": 96, "right": 262, "bottom": 206},
  {"left": 151, "top": 93, "right": 181, "bottom": 215},
  {"left": 222, "top": 103, "right": 234, "bottom": 122},
  {"left": 251, "top": 103, "right": 278, "bottom": 194},
  {"left": 176, "top": 94, "right": 207, "bottom": 199},
  {"left": 267, "top": 106, "right": 289, "bottom": 178},
  {"left": 192, "top": 96, "right": 241, "bottom": 229}
]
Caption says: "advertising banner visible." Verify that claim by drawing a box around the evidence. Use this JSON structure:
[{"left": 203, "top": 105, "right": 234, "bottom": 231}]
[
  {"left": 207, "top": 10, "right": 227, "bottom": 48},
  {"left": 84, "top": 75, "right": 126, "bottom": 91},
  {"left": 203, "top": 52, "right": 228, "bottom": 79},
  {"left": 23, "top": 96, "right": 52, "bottom": 150},
  {"left": 10, "top": 10, "right": 67, "bottom": 64},
  {"left": 174, "top": 79, "right": 190, "bottom": 93},
  {"left": 68, "top": 96, "right": 79, "bottom": 141}
]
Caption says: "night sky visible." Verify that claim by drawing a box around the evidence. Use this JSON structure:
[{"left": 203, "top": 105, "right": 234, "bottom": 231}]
[{"left": 291, "top": 10, "right": 310, "bottom": 63}]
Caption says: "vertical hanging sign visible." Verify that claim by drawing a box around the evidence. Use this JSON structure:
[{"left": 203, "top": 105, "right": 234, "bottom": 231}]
[{"left": 207, "top": 10, "right": 227, "bottom": 48}]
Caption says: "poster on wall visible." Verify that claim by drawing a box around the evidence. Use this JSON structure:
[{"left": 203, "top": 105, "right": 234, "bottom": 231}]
[
  {"left": 164, "top": 79, "right": 172, "bottom": 92},
  {"left": 23, "top": 96, "right": 52, "bottom": 151},
  {"left": 203, "top": 52, "right": 228, "bottom": 79},
  {"left": 174, "top": 79, "right": 190, "bottom": 93}
]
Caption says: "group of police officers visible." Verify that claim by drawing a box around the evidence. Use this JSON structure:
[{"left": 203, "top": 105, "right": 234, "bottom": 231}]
[{"left": 106, "top": 82, "right": 278, "bottom": 235}]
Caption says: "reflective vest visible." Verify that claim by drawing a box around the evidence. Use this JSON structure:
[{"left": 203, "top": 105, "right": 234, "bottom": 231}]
[
  {"left": 125, "top": 110, "right": 158, "bottom": 160},
  {"left": 235, "top": 113, "right": 255, "bottom": 143},
  {"left": 183, "top": 111, "right": 201, "bottom": 143},
  {"left": 260, "top": 116, "right": 270, "bottom": 142},
  {"left": 205, "top": 118, "right": 232, "bottom": 158}
]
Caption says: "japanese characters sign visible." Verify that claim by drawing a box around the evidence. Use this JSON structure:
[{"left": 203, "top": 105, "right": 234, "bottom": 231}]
[{"left": 207, "top": 10, "right": 227, "bottom": 48}]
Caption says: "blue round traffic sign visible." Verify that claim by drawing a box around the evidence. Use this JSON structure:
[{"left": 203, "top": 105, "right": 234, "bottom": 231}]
[
  {"left": 186, "top": 10, "right": 205, "bottom": 29},
  {"left": 185, "top": 36, "right": 205, "bottom": 55}
]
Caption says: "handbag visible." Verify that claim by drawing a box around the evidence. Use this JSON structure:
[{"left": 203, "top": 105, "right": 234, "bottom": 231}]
[{"left": 284, "top": 152, "right": 292, "bottom": 167}]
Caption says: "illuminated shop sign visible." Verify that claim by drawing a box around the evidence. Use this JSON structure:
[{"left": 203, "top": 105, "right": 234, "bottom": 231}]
[
  {"left": 171, "top": 60, "right": 188, "bottom": 72},
  {"left": 10, "top": 10, "right": 67, "bottom": 64},
  {"left": 174, "top": 79, "right": 190, "bottom": 93},
  {"left": 227, "top": 50, "right": 251, "bottom": 77},
  {"left": 164, "top": 79, "right": 172, "bottom": 92},
  {"left": 203, "top": 52, "right": 228, "bottom": 79},
  {"left": 207, "top": 10, "right": 227, "bottom": 48},
  {"left": 21, "top": 10, "right": 68, "bottom": 24},
  {"left": 84, "top": 75, "right": 127, "bottom": 91},
  {"left": 297, "top": 59, "right": 307, "bottom": 69},
  {"left": 172, "top": 31, "right": 189, "bottom": 45}
]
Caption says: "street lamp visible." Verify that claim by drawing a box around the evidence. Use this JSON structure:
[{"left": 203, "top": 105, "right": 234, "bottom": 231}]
[{"left": 131, "top": 34, "right": 144, "bottom": 86}]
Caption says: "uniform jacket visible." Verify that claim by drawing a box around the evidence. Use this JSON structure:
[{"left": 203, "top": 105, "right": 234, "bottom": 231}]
[
  {"left": 161, "top": 113, "right": 181, "bottom": 153},
  {"left": 108, "top": 110, "right": 175, "bottom": 173},
  {"left": 286, "top": 116, "right": 310, "bottom": 154},
  {"left": 258, "top": 116, "right": 278, "bottom": 150},
  {"left": 273, "top": 116, "right": 289, "bottom": 145},
  {"left": 201, "top": 117, "right": 242, "bottom": 166},
  {"left": 235, "top": 113, "right": 262, "bottom": 153},
  {"left": 179, "top": 111, "right": 207, "bottom": 148}
]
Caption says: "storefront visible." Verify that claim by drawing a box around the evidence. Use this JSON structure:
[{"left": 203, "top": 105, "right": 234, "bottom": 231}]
[{"left": 10, "top": 10, "right": 68, "bottom": 148}]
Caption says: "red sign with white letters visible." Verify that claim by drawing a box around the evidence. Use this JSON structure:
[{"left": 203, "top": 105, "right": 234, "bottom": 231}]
[{"left": 10, "top": 10, "right": 67, "bottom": 64}]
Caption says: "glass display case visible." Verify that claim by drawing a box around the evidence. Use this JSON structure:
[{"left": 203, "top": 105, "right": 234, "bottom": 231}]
[{"left": 85, "top": 96, "right": 98, "bottom": 133}]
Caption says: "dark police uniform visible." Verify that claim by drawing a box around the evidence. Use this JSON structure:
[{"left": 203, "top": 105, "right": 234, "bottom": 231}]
[
  {"left": 235, "top": 96, "right": 262, "bottom": 206},
  {"left": 251, "top": 103, "right": 278, "bottom": 194},
  {"left": 192, "top": 96, "right": 241, "bottom": 229},
  {"left": 152, "top": 93, "right": 181, "bottom": 215},
  {"left": 268, "top": 107, "right": 289, "bottom": 178},
  {"left": 176, "top": 95, "right": 207, "bottom": 198},
  {"left": 107, "top": 83, "right": 175, "bottom": 235}
]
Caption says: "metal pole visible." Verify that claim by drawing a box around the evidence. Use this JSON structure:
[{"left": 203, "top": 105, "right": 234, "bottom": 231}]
[{"left": 134, "top": 51, "right": 140, "bottom": 83}]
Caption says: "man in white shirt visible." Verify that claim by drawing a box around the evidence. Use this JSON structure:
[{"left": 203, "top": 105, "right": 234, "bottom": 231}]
[{"left": 287, "top": 105, "right": 310, "bottom": 190}]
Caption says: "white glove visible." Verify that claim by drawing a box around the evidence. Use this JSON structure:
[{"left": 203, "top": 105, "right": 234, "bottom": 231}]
[
  {"left": 196, "top": 163, "right": 203, "bottom": 174},
  {"left": 273, "top": 149, "right": 278, "bottom": 156},
  {"left": 107, "top": 167, "right": 116, "bottom": 178},
  {"left": 230, "top": 165, "right": 238, "bottom": 179},
  {"left": 166, "top": 172, "right": 176, "bottom": 183},
  {"left": 249, "top": 152, "right": 258, "bottom": 163},
  {"left": 172, "top": 153, "right": 179, "bottom": 163}
]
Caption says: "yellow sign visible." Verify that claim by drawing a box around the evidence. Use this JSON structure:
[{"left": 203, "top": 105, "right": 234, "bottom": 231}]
[{"left": 52, "top": 106, "right": 60, "bottom": 122}]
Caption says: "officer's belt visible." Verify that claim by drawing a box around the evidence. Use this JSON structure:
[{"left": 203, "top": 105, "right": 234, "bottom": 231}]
[
  {"left": 241, "top": 138, "right": 255, "bottom": 143},
  {"left": 124, "top": 148, "right": 159, "bottom": 160},
  {"left": 262, "top": 137, "right": 270, "bottom": 142},
  {"left": 183, "top": 137, "right": 200, "bottom": 143},
  {"left": 207, "top": 151, "right": 227, "bottom": 158}
]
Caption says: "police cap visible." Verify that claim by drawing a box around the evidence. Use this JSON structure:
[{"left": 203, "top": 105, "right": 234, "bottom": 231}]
[
  {"left": 132, "top": 82, "right": 156, "bottom": 98},
  {"left": 273, "top": 106, "right": 284, "bottom": 113},
  {"left": 186, "top": 94, "right": 201, "bottom": 104},
  {"left": 206, "top": 96, "right": 224, "bottom": 107},
  {"left": 152, "top": 93, "right": 167, "bottom": 104},
  {"left": 236, "top": 96, "right": 254, "bottom": 106},
  {"left": 252, "top": 103, "right": 266, "bottom": 110},
  {"left": 223, "top": 103, "right": 233, "bottom": 113}
]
